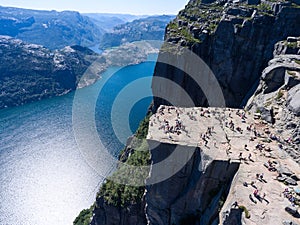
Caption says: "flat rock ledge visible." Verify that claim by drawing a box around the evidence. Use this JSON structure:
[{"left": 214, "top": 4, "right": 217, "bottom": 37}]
[{"left": 147, "top": 105, "right": 300, "bottom": 225}]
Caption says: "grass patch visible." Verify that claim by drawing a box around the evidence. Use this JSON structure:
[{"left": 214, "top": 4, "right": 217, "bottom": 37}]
[
  {"left": 135, "top": 113, "right": 152, "bottom": 139},
  {"left": 73, "top": 205, "right": 94, "bottom": 225},
  {"left": 97, "top": 115, "right": 152, "bottom": 207},
  {"left": 208, "top": 23, "right": 218, "bottom": 33},
  {"left": 98, "top": 139, "right": 150, "bottom": 207},
  {"left": 295, "top": 59, "right": 300, "bottom": 65},
  {"left": 291, "top": 3, "right": 300, "bottom": 8},
  {"left": 285, "top": 41, "right": 298, "bottom": 49},
  {"left": 287, "top": 70, "right": 297, "bottom": 77},
  {"left": 276, "top": 89, "right": 284, "bottom": 100},
  {"left": 180, "top": 28, "right": 201, "bottom": 43},
  {"left": 257, "top": 3, "right": 272, "bottom": 12},
  {"left": 168, "top": 21, "right": 179, "bottom": 30}
]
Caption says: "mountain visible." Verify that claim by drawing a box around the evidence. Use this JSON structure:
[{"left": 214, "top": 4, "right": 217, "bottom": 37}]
[
  {"left": 83, "top": 13, "right": 149, "bottom": 31},
  {"left": 152, "top": 0, "right": 300, "bottom": 109},
  {"left": 98, "top": 15, "right": 175, "bottom": 49},
  {"left": 0, "top": 36, "right": 160, "bottom": 109},
  {"left": 0, "top": 6, "right": 103, "bottom": 49},
  {"left": 75, "top": 0, "right": 300, "bottom": 225},
  {"left": 0, "top": 35, "right": 101, "bottom": 108},
  {"left": 246, "top": 36, "right": 300, "bottom": 162}
]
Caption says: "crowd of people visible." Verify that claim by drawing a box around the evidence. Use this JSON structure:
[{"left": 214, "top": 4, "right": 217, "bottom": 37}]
[{"left": 153, "top": 106, "right": 299, "bottom": 221}]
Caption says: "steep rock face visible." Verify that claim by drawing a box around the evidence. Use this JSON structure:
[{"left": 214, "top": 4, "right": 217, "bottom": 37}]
[
  {"left": 152, "top": 0, "right": 300, "bottom": 109},
  {"left": 91, "top": 197, "right": 147, "bottom": 225},
  {"left": 145, "top": 141, "right": 239, "bottom": 225},
  {"left": 0, "top": 36, "right": 101, "bottom": 109},
  {"left": 77, "top": 2, "right": 300, "bottom": 225},
  {"left": 246, "top": 36, "right": 300, "bottom": 162}
]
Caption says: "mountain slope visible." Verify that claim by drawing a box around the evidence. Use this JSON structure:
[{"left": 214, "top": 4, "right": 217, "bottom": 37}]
[
  {"left": 98, "top": 15, "right": 175, "bottom": 49},
  {"left": 83, "top": 13, "right": 148, "bottom": 32},
  {"left": 0, "top": 36, "right": 161, "bottom": 109},
  {"left": 152, "top": 0, "right": 300, "bottom": 109},
  {"left": 0, "top": 6, "right": 103, "bottom": 49},
  {"left": 0, "top": 35, "right": 100, "bottom": 108}
]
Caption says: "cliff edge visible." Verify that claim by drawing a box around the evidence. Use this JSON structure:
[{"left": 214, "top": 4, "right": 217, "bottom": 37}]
[
  {"left": 75, "top": 1, "right": 300, "bottom": 224},
  {"left": 152, "top": 0, "right": 300, "bottom": 108}
]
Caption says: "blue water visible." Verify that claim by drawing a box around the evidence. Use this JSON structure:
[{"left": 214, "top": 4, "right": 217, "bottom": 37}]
[{"left": 0, "top": 55, "right": 157, "bottom": 225}]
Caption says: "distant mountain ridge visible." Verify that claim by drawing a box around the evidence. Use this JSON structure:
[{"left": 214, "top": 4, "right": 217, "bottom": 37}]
[
  {"left": 98, "top": 15, "right": 175, "bottom": 49},
  {"left": 0, "top": 6, "right": 103, "bottom": 49},
  {"left": 0, "top": 6, "right": 173, "bottom": 51},
  {"left": 83, "top": 13, "right": 149, "bottom": 31}
]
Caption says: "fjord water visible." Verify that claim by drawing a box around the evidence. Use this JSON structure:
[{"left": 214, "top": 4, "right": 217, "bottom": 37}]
[{"left": 0, "top": 56, "right": 156, "bottom": 225}]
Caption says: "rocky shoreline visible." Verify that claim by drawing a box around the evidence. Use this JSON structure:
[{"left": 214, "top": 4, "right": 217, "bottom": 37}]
[{"left": 0, "top": 36, "right": 160, "bottom": 109}]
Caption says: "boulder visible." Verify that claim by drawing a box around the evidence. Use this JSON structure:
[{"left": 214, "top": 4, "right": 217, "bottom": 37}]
[{"left": 287, "top": 85, "right": 300, "bottom": 116}]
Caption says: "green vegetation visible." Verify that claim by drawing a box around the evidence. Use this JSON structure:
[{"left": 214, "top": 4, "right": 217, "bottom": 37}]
[
  {"left": 285, "top": 41, "right": 298, "bottom": 49},
  {"left": 74, "top": 113, "right": 152, "bottom": 225},
  {"left": 180, "top": 27, "right": 202, "bottom": 43},
  {"left": 73, "top": 205, "right": 94, "bottom": 225},
  {"left": 135, "top": 112, "right": 152, "bottom": 139},
  {"left": 168, "top": 21, "right": 179, "bottom": 30},
  {"left": 239, "top": 205, "right": 251, "bottom": 219},
  {"left": 264, "top": 101, "right": 272, "bottom": 107},
  {"left": 242, "top": 3, "right": 273, "bottom": 16},
  {"left": 97, "top": 115, "right": 152, "bottom": 207},
  {"left": 257, "top": 3, "right": 272, "bottom": 12},
  {"left": 291, "top": 3, "right": 300, "bottom": 8},
  {"left": 295, "top": 59, "right": 300, "bottom": 65},
  {"left": 276, "top": 89, "right": 284, "bottom": 100},
  {"left": 208, "top": 23, "right": 218, "bottom": 32},
  {"left": 287, "top": 70, "right": 297, "bottom": 77},
  {"left": 168, "top": 19, "right": 201, "bottom": 43}
]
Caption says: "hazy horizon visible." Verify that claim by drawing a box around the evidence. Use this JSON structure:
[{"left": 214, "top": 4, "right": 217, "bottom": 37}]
[{"left": 0, "top": 0, "right": 188, "bottom": 15}]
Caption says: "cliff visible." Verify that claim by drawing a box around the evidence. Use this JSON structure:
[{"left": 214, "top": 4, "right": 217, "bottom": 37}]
[
  {"left": 246, "top": 36, "right": 300, "bottom": 163},
  {"left": 87, "top": 104, "right": 300, "bottom": 225},
  {"left": 152, "top": 0, "right": 300, "bottom": 108},
  {"left": 76, "top": 1, "right": 300, "bottom": 224},
  {"left": 146, "top": 105, "right": 300, "bottom": 225}
]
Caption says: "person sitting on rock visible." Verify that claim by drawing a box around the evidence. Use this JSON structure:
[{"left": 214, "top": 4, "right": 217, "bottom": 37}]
[
  {"left": 260, "top": 173, "right": 264, "bottom": 180},
  {"left": 231, "top": 201, "right": 239, "bottom": 208}
]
